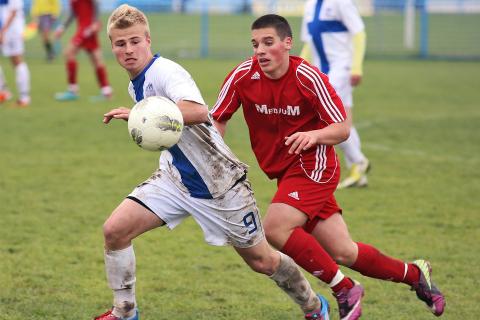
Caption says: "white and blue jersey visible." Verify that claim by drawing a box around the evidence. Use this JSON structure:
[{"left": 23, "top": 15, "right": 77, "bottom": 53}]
[
  {"left": 128, "top": 55, "right": 248, "bottom": 199},
  {"left": 301, "top": 0, "right": 364, "bottom": 74},
  {"left": 0, "top": 0, "right": 24, "bottom": 34}
]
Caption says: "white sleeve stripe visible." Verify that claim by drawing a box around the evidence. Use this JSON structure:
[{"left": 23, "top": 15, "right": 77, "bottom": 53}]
[
  {"left": 298, "top": 64, "right": 344, "bottom": 122},
  {"left": 297, "top": 64, "right": 344, "bottom": 122},
  {"left": 215, "top": 59, "right": 251, "bottom": 106},
  {"left": 213, "top": 65, "right": 250, "bottom": 110},
  {"left": 300, "top": 64, "right": 344, "bottom": 121},
  {"left": 214, "top": 89, "right": 238, "bottom": 120},
  {"left": 210, "top": 65, "right": 250, "bottom": 117},
  {"left": 297, "top": 67, "right": 342, "bottom": 123},
  {"left": 211, "top": 59, "right": 252, "bottom": 115}
]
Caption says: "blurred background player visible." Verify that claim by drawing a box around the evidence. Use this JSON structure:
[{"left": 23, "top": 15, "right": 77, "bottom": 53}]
[
  {"left": 0, "top": 0, "right": 31, "bottom": 107},
  {"left": 212, "top": 14, "right": 445, "bottom": 319},
  {"left": 30, "top": 0, "right": 61, "bottom": 61},
  {"left": 301, "top": 0, "right": 370, "bottom": 189},
  {"left": 54, "top": 0, "right": 112, "bottom": 101},
  {"left": 94, "top": 5, "right": 330, "bottom": 320}
]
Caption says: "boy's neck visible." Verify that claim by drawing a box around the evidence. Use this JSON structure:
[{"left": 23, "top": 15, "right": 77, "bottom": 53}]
[{"left": 128, "top": 53, "right": 155, "bottom": 79}]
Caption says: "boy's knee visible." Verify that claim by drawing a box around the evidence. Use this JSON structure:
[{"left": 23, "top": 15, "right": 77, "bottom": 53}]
[
  {"left": 331, "top": 246, "right": 357, "bottom": 266},
  {"left": 247, "top": 256, "right": 275, "bottom": 275},
  {"left": 103, "top": 221, "right": 128, "bottom": 249}
]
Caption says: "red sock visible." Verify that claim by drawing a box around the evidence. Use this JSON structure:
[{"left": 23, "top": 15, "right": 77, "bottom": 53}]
[
  {"left": 96, "top": 65, "right": 109, "bottom": 88},
  {"left": 331, "top": 277, "right": 354, "bottom": 293},
  {"left": 351, "top": 242, "right": 418, "bottom": 285},
  {"left": 282, "top": 227, "right": 339, "bottom": 284},
  {"left": 404, "top": 263, "right": 420, "bottom": 286},
  {"left": 67, "top": 59, "right": 77, "bottom": 86}
]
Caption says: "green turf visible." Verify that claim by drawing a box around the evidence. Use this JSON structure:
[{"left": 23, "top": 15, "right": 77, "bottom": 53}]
[{"left": 0, "top": 15, "right": 479, "bottom": 320}]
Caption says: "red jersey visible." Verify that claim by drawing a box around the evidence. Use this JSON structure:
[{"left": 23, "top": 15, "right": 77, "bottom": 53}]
[
  {"left": 71, "top": 0, "right": 95, "bottom": 29},
  {"left": 211, "top": 56, "right": 346, "bottom": 182}
]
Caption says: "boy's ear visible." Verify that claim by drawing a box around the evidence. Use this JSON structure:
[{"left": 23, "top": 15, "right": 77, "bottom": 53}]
[{"left": 285, "top": 36, "right": 292, "bottom": 50}]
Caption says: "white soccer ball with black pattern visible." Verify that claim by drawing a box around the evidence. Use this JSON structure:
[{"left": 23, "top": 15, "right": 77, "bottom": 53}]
[{"left": 127, "top": 96, "right": 184, "bottom": 151}]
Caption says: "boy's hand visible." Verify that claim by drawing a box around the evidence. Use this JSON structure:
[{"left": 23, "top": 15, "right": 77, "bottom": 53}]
[
  {"left": 350, "top": 74, "right": 362, "bottom": 87},
  {"left": 285, "top": 131, "right": 318, "bottom": 154},
  {"left": 103, "top": 107, "right": 131, "bottom": 124}
]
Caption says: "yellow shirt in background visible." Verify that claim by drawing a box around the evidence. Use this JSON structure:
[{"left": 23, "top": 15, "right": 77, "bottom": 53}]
[{"left": 30, "top": 0, "right": 61, "bottom": 18}]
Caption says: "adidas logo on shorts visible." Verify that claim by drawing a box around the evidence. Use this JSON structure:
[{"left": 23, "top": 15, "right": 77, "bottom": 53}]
[
  {"left": 288, "top": 191, "right": 300, "bottom": 200},
  {"left": 251, "top": 71, "right": 260, "bottom": 80}
]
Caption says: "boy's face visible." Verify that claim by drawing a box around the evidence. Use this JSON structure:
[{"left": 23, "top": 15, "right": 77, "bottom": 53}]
[
  {"left": 110, "top": 24, "right": 152, "bottom": 78},
  {"left": 251, "top": 27, "right": 292, "bottom": 79}
]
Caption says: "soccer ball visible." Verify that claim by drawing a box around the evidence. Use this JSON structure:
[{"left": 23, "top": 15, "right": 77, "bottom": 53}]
[{"left": 127, "top": 96, "right": 184, "bottom": 151}]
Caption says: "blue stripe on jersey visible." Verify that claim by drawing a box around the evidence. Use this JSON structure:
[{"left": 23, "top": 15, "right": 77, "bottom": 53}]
[
  {"left": 169, "top": 145, "right": 213, "bottom": 199},
  {"left": 131, "top": 54, "right": 159, "bottom": 102},
  {"left": 131, "top": 54, "right": 212, "bottom": 199},
  {"left": 308, "top": 0, "right": 348, "bottom": 74}
]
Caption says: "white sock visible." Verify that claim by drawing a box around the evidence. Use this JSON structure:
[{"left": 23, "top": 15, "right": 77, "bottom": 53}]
[
  {"left": 15, "top": 62, "right": 30, "bottom": 100},
  {"left": 338, "top": 126, "right": 366, "bottom": 165},
  {"left": 101, "top": 86, "right": 112, "bottom": 96},
  {"left": 0, "top": 66, "right": 7, "bottom": 91},
  {"left": 328, "top": 269, "right": 346, "bottom": 288},
  {"left": 68, "top": 84, "right": 79, "bottom": 93},
  {"left": 270, "top": 251, "right": 320, "bottom": 313},
  {"left": 105, "top": 245, "right": 137, "bottom": 318}
]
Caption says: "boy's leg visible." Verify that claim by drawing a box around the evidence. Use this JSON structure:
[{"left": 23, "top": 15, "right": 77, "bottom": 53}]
[
  {"left": 99, "top": 198, "right": 164, "bottom": 319},
  {"left": 0, "top": 65, "right": 12, "bottom": 102},
  {"left": 65, "top": 43, "right": 79, "bottom": 92},
  {"left": 56, "top": 42, "right": 80, "bottom": 100},
  {"left": 89, "top": 48, "right": 112, "bottom": 98},
  {"left": 337, "top": 108, "right": 369, "bottom": 189},
  {"left": 312, "top": 214, "right": 419, "bottom": 283},
  {"left": 12, "top": 56, "right": 30, "bottom": 104},
  {"left": 0, "top": 65, "right": 7, "bottom": 90},
  {"left": 264, "top": 203, "right": 355, "bottom": 293},
  {"left": 104, "top": 245, "right": 137, "bottom": 318},
  {"left": 235, "top": 239, "right": 328, "bottom": 318},
  {"left": 264, "top": 203, "right": 364, "bottom": 320},
  {"left": 313, "top": 214, "right": 445, "bottom": 315}
]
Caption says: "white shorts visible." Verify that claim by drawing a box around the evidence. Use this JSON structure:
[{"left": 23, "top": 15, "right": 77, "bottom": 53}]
[
  {"left": 328, "top": 66, "right": 353, "bottom": 108},
  {"left": 2, "top": 31, "right": 24, "bottom": 57},
  {"left": 128, "top": 169, "right": 265, "bottom": 248}
]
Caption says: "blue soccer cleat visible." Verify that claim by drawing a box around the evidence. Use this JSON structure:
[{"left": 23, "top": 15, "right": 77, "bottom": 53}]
[
  {"left": 55, "top": 90, "right": 79, "bottom": 101},
  {"left": 304, "top": 294, "right": 330, "bottom": 320}
]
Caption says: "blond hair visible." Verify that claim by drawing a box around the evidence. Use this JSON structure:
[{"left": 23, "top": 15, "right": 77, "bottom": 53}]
[{"left": 107, "top": 4, "right": 150, "bottom": 36}]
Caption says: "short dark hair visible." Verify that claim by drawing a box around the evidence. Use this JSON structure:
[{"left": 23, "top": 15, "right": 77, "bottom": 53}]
[{"left": 251, "top": 14, "right": 292, "bottom": 40}]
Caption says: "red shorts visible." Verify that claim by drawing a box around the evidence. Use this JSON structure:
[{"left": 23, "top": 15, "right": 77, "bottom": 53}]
[
  {"left": 271, "top": 165, "right": 342, "bottom": 232},
  {"left": 71, "top": 31, "right": 99, "bottom": 51}
]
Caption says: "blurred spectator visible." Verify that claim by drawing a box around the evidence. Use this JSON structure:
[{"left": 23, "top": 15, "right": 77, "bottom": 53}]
[
  {"left": 54, "top": 0, "right": 112, "bottom": 102},
  {"left": 30, "top": 0, "right": 61, "bottom": 61},
  {"left": 301, "top": 0, "right": 370, "bottom": 189},
  {"left": 0, "top": 0, "right": 31, "bottom": 107}
]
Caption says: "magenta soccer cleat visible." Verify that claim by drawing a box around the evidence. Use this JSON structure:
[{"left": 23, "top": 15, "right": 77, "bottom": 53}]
[
  {"left": 411, "top": 260, "right": 446, "bottom": 316},
  {"left": 333, "top": 281, "right": 364, "bottom": 320}
]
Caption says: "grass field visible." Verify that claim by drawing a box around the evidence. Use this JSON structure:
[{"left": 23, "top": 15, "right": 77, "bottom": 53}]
[{"left": 0, "top": 13, "right": 480, "bottom": 320}]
